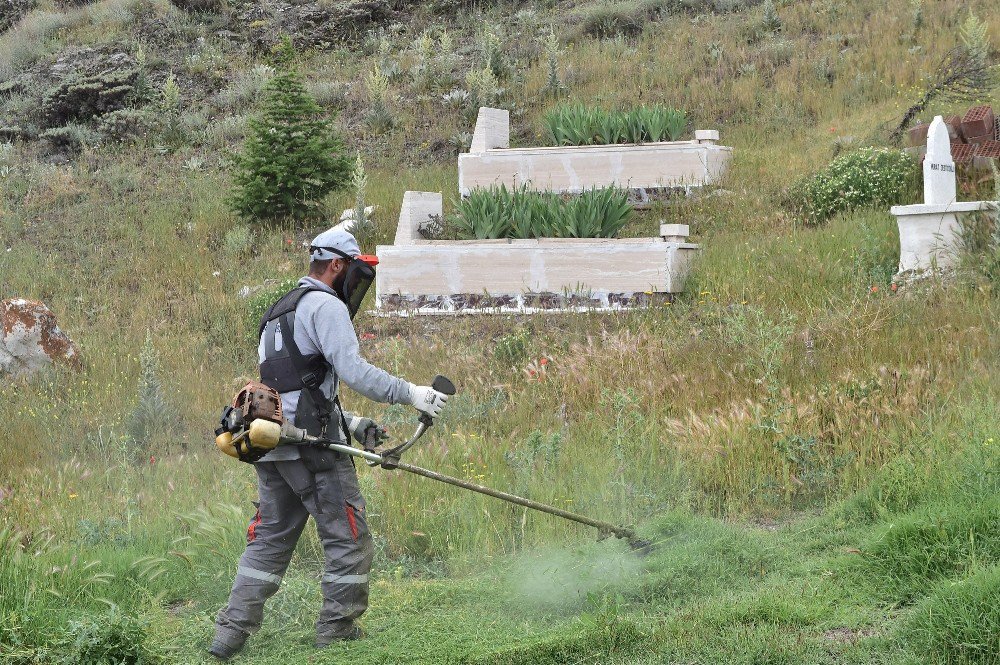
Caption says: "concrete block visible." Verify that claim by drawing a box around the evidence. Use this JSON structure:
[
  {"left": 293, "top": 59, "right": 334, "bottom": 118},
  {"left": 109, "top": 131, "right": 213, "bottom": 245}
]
[
  {"left": 659, "top": 223, "right": 690, "bottom": 241},
  {"left": 694, "top": 129, "right": 719, "bottom": 144},
  {"left": 375, "top": 238, "right": 700, "bottom": 313},
  {"left": 458, "top": 142, "right": 732, "bottom": 196},
  {"left": 394, "top": 191, "right": 442, "bottom": 246},
  {"left": 890, "top": 202, "right": 990, "bottom": 274},
  {"left": 469, "top": 107, "right": 510, "bottom": 153}
]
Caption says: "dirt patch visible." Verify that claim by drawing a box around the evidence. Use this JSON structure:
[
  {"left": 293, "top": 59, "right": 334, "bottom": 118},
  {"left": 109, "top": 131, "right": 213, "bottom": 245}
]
[{"left": 822, "top": 627, "right": 878, "bottom": 643}]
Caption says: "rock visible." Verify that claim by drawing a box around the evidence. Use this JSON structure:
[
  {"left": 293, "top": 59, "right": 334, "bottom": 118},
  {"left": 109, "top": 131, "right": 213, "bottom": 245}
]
[
  {"left": 40, "top": 48, "right": 139, "bottom": 128},
  {"left": 0, "top": 299, "right": 80, "bottom": 377},
  {"left": 339, "top": 205, "right": 375, "bottom": 222},
  {"left": 1, "top": 0, "right": 37, "bottom": 33},
  {"left": 237, "top": 0, "right": 399, "bottom": 52}
]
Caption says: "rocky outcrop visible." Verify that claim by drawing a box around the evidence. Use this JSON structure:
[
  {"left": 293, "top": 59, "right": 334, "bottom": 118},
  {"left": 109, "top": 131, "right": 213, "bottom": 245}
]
[
  {"left": 41, "top": 49, "right": 139, "bottom": 128},
  {"left": 237, "top": 0, "right": 399, "bottom": 52},
  {"left": 1, "top": 0, "right": 37, "bottom": 33},
  {"left": 0, "top": 299, "right": 80, "bottom": 377}
]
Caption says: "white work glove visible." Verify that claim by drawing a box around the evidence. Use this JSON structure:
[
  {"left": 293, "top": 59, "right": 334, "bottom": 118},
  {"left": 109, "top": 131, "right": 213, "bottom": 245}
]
[{"left": 406, "top": 382, "right": 449, "bottom": 419}]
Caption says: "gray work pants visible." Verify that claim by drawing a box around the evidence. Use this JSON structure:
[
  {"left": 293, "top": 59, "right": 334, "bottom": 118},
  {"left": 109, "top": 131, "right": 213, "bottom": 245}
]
[{"left": 214, "top": 455, "right": 373, "bottom": 648}]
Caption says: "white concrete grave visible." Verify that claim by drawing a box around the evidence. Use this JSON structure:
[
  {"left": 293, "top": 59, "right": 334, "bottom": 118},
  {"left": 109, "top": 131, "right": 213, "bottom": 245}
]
[
  {"left": 890, "top": 116, "right": 993, "bottom": 276},
  {"left": 457, "top": 107, "right": 732, "bottom": 197},
  {"left": 374, "top": 192, "right": 699, "bottom": 315}
]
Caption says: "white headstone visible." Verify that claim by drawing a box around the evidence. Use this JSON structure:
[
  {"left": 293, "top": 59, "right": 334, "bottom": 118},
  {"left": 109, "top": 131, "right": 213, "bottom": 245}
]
[
  {"left": 469, "top": 107, "right": 510, "bottom": 153},
  {"left": 394, "top": 191, "right": 443, "bottom": 245},
  {"left": 923, "top": 116, "right": 956, "bottom": 205}
]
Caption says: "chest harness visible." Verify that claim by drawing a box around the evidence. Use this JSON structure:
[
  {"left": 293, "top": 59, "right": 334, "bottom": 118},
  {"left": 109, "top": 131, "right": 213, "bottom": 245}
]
[{"left": 258, "top": 286, "right": 350, "bottom": 442}]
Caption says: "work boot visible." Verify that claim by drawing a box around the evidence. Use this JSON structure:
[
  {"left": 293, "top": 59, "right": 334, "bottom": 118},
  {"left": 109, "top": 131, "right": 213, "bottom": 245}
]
[
  {"left": 315, "top": 620, "right": 365, "bottom": 648},
  {"left": 208, "top": 631, "right": 247, "bottom": 661}
]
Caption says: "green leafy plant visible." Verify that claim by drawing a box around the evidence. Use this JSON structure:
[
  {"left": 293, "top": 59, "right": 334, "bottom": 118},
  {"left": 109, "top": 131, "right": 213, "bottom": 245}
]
[
  {"left": 789, "top": 147, "right": 918, "bottom": 225},
  {"left": 543, "top": 104, "right": 687, "bottom": 146},
  {"left": 58, "top": 606, "right": 163, "bottom": 665},
  {"left": 247, "top": 278, "right": 298, "bottom": 335},
  {"left": 228, "top": 40, "right": 351, "bottom": 223},
  {"left": 454, "top": 184, "right": 632, "bottom": 239}
]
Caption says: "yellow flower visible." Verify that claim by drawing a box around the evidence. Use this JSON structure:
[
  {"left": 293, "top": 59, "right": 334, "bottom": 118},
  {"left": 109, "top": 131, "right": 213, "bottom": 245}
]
[{"left": 69, "top": 493, "right": 78, "bottom": 499}]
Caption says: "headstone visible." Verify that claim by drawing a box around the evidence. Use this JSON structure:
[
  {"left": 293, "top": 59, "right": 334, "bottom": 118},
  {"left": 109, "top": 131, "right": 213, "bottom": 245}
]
[
  {"left": 923, "top": 116, "right": 956, "bottom": 205},
  {"left": 394, "top": 191, "right": 443, "bottom": 245},
  {"left": 469, "top": 107, "right": 510, "bottom": 153},
  {"left": 0, "top": 299, "right": 80, "bottom": 378}
]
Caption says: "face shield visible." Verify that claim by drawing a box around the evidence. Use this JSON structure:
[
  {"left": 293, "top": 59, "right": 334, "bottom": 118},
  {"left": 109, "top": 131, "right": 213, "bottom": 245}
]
[{"left": 310, "top": 246, "right": 378, "bottom": 319}]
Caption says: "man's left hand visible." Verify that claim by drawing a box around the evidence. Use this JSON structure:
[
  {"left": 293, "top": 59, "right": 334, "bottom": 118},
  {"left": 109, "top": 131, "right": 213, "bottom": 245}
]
[{"left": 347, "top": 416, "right": 388, "bottom": 450}]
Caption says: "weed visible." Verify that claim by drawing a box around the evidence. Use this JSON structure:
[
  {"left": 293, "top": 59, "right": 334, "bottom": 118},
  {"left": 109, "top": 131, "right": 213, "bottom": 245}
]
[
  {"left": 126, "top": 333, "right": 171, "bottom": 458},
  {"left": 364, "top": 63, "right": 395, "bottom": 135},
  {"left": 542, "top": 28, "right": 563, "bottom": 98},
  {"left": 760, "top": 0, "right": 781, "bottom": 35},
  {"left": 494, "top": 327, "right": 531, "bottom": 366},
  {"left": 58, "top": 605, "right": 163, "bottom": 664}
]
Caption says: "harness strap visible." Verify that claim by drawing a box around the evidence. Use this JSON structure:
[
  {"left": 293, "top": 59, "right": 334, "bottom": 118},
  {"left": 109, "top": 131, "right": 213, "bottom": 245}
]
[{"left": 277, "top": 310, "right": 350, "bottom": 442}]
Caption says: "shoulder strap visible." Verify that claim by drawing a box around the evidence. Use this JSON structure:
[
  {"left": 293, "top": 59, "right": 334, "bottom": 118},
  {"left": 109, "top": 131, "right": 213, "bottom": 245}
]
[
  {"left": 258, "top": 285, "right": 327, "bottom": 339},
  {"left": 275, "top": 310, "right": 349, "bottom": 441}
]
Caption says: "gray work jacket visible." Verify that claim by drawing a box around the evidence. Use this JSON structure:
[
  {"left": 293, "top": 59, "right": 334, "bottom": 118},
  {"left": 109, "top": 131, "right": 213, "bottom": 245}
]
[{"left": 256, "top": 276, "right": 411, "bottom": 462}]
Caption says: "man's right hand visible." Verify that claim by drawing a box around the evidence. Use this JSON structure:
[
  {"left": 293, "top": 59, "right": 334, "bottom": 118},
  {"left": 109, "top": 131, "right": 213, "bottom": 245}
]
[{"left": 406, "top": 383, "right": 449, "bottom": 419}]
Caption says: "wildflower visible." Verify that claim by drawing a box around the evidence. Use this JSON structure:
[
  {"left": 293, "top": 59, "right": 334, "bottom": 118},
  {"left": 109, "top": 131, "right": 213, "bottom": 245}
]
[
  {"left": 540, "top": 357, "right": 549, "bottom": 366},
  {"left": 361, "top": 332, "right": 376, "bottom": 341},
  {"left": 69, "top": 493, "right": 78, "bottom": 499},
  {"left": 870, "top": 285, "right": 878, "bottom": 293},
  {"left": 890, "top": 283, "right": 898, "bottom": 292},
  {"left": 150, "top": 456, "right": 156, "bottom": 464}
]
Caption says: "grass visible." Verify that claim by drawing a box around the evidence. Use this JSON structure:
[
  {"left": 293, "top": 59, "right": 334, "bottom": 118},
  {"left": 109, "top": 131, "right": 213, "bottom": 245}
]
[{"left": 2, "top": 0, "right": 1000, "bottom": 662}]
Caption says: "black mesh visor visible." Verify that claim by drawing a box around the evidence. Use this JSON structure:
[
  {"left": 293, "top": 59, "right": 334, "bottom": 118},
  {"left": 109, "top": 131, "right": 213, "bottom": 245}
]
[{"left": 311, "top": 246, "right": 375, "bottom": 319}]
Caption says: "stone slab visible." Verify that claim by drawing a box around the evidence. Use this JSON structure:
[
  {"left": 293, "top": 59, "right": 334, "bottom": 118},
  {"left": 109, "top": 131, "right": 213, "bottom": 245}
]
[
  {"left": 394, "top": 191, "right": 442, "bottom": 245},
  {"left": 375, "top": 240, "right": 698, "bottom": 303},
  {"left": 458, "top": 142, "right": 732, "bottom": 196},
  {"left": 891, "top": 201, "right": 993, "bottom": 274}
]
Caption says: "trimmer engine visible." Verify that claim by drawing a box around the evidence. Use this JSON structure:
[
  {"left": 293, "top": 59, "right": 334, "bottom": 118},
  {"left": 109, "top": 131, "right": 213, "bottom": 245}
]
[{"left": 215, "top": 382, "right": 284, "bottom": 462}]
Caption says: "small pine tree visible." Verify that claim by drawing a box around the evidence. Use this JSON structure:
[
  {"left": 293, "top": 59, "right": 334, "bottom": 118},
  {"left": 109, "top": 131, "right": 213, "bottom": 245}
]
[{"left": 229, "top": 41, "right": 351, "bottom": 223}]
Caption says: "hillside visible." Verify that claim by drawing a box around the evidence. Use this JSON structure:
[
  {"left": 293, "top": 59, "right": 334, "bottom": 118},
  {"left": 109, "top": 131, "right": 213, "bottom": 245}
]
[{"left": 2, "top": 0, "right": 1000, "bottom": 663}]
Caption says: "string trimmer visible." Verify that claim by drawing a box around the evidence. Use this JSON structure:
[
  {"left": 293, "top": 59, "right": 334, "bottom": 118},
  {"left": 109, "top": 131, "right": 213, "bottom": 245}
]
[{"left": 215, "top": 377, "right": 650, "bottom": 552}]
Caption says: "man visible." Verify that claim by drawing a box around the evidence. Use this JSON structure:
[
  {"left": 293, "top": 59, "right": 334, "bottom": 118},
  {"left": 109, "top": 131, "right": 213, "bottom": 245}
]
[{"left": 210, "top": 228, "right": 449, "bottom": 660}]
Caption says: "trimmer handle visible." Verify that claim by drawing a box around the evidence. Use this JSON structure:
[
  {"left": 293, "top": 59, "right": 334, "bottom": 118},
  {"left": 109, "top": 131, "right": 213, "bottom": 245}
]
[{"left": 433, "top": 374, "right": 456, "bottom": 395}]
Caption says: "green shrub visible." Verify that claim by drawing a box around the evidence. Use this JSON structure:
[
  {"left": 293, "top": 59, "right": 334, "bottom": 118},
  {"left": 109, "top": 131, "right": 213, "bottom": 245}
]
[
  {"left": 57, "top": 606, "right": 162, "bottom": 665},
  {"left": 454, "top": 184, "right": 633, "bottom": 239},
  {"left": 789, "top": 148, "right": 918, "bottom": 226},
  {"left": 572, "top": 0, "right": 670, "bottom": 39},
  {"left": 906, "top": 564, "right": 1000, "bottom": 664},
  {"left": 246, "top": 278, "right": 298, "bottom": 336},
  {"left": 543, "top": 103, "right": 687, "bottom": 146},
  {"left": 228, "top": 42, "right": 351, "bottom": 224}
]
